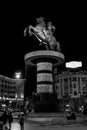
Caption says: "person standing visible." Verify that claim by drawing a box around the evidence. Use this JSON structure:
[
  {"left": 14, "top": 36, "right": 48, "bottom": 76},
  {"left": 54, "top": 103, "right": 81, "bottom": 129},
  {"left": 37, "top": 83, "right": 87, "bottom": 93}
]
[
  {"left": 7, "top": 111, "right": 13, "bottom": 130},
  {"left": 2, "top": 110, "right": 8, "bottom": 130},
  {"left": 19, "top": 114, "right": 24, "bottom": 130}
]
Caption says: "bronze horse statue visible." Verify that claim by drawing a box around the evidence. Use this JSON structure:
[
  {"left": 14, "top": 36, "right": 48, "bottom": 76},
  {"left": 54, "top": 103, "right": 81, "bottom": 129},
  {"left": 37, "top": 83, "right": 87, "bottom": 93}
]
[{"left": 24, "top": 17, "right": 61, "bottom": 52}]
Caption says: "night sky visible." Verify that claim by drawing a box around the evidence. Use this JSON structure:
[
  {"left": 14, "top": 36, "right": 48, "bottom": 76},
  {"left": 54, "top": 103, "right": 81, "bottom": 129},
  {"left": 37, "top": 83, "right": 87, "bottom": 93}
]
[{"left": 0, "top": 3, "right": 87, "bottom": 78}]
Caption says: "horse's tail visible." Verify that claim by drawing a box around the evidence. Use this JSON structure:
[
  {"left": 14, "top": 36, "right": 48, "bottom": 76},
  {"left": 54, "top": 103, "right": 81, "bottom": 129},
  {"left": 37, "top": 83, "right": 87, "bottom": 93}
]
[
  {"left": 24, "top": 25, "right": 35, "bottom": 36},
  {"left": 24, "top": 28, "right": 27, "bottom": 36},
  {"left": 29, "top": 25, "right": 36, "bottom": 36},
  {"left": 24, "top": 26, "right": 29, "bottom": 36}
]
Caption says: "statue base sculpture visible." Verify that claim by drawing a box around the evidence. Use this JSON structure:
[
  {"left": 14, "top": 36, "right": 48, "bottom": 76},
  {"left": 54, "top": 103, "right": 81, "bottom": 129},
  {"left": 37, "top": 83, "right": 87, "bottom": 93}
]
[{"left": 24, "top": 50, "right": 64, "bottom": 112}]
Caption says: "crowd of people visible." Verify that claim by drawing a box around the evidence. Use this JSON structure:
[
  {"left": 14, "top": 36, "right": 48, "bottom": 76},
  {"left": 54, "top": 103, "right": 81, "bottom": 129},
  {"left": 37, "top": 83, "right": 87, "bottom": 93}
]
[
  {"left": 0, "top": 102, "right": 87, "bottom": 129},
  {"left": 2, "top": 109, "right": 13, "bottom": 130},
  {"left": 0, "top": 108, "right": 24, "bottom": 130}
]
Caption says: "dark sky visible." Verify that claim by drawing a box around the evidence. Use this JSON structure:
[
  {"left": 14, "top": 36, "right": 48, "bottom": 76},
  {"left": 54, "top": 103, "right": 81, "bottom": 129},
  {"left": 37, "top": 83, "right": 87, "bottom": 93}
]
[{"left": 0, "top": 3, "right": 87, "bottom": 78}]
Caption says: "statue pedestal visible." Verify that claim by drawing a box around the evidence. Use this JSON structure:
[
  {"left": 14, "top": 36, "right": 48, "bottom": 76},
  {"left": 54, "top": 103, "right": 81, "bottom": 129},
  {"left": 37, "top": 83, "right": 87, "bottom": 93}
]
[{"left": 24, "top": 50, "right": 64, "bottom": 112}]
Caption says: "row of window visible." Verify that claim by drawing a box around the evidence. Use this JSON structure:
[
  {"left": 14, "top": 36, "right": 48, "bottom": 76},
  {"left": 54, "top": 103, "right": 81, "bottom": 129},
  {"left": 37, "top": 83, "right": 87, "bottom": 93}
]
[
  {"left": 0, "top": 84, "right": 16, "bottom": 88},
  {"left": 63, "top": 91, "right": 87, "bottom": 96},
  {"left": 0, "top": 89, "right": 16, "bottom": 93},
  {"left": 56, "top": 85, "right": 87, "bottom": 96},
  {"left": 57, "top": 77, "right": 87, "bottom": 83},
  {"left": 0, "top": 82, "right": 16, "bottom": 85},
  {"left": 56, "top": 86, "right": 87, "bottom": 92},
  {"left": 0, "top": 95, "right": 15, "bottom": 98}
]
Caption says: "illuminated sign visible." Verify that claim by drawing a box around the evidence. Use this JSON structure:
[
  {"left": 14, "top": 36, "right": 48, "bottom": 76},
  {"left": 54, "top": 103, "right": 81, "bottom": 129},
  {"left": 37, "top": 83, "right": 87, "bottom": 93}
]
[{"left": 65, "top": 61, "right": 82, "bottom": 68}]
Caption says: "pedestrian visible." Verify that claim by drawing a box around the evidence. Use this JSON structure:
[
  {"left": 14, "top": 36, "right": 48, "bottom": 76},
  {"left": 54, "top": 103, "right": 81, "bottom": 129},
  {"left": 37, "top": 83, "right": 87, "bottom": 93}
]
[
  {"left": 19, "top": 114, "right": 24, "bottom": 130},
  {"left": 67, "top": 111, "right": 72, "bottom": 120},
  {"left": 7, "top": 111, "right": 13, "bottom": 130},
  {"left": 2, "top": 110, "right": 8, "bottom": 130},
  {"left": 71, "top": 111, "right": 76, "bottom": 120}
]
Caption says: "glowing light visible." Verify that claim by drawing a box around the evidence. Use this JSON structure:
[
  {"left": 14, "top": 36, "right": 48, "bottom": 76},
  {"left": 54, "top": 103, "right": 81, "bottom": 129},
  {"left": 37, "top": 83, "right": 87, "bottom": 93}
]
[
  {"left": 15, "top": 94, "right": 17, "bottom": 98},
  {"left": 21, "top": 93, "right": 24, "bottom": 98},
  {"left": 9, "top": 101, "right": 12, "bottom": 103},
  {"left": 2, "top": 104, "right": 6, "bottom": 107},
  {"left": 65, "top": 61, "right": 82, "bottom": 68},
  {"left": 15, "top": 72, "right": 21, "bottom": 79},
  {"left": 66, "top": 104, "right": 69, "bottom": 107}
]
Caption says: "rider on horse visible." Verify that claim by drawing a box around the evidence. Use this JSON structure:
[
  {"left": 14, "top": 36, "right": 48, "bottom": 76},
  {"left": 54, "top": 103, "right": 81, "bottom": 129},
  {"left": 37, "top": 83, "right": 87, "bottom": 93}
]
[{"left": 24, "top": 17, "right": 61, "bottom": 52}]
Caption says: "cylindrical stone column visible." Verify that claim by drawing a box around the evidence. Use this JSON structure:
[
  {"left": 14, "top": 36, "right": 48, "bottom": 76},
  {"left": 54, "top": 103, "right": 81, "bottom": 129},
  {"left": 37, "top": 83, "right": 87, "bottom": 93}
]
[
  {"left": 36, "top": 62, "right": 56, "bottom": 112},
  {"left": 37, "top": 62, "right": 53, "bottom": 93},
  {"left": 24, "top": 50, "right": 65, "bottom": 112}
]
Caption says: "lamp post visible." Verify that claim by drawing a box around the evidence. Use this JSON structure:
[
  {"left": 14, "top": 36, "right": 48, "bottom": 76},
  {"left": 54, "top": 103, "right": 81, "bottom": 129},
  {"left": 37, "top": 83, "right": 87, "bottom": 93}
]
[
  {"left": 14, "top": 72, "right": 22, "bottom": 109},
  {"left": 15, "top": 93, "right": 17, "bottom": 109}
]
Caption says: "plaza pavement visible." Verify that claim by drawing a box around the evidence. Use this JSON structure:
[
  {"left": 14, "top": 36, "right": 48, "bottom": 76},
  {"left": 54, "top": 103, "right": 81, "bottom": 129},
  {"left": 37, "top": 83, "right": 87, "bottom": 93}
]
[
  {"left": 1, "top": 113, "right": 87, "bottom": 130},
  {"left": 25, "top": 112, "right": 87, "bottom": 126},
  {"left": 8, "top": 120, "right": 87, "bottom": 130}
]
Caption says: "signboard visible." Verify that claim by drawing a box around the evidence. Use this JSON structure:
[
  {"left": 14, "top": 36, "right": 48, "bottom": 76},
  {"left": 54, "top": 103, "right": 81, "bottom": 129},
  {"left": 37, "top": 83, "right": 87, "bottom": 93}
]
[{"left": 65, "top": 61, "right": 82, "bottom": 68}]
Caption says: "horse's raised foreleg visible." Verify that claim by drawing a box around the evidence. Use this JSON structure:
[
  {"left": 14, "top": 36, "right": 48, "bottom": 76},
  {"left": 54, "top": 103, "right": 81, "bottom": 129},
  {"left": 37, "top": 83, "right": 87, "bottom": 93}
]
[{"left": 24, "top": 26, "right": 29, "bottom": 36}]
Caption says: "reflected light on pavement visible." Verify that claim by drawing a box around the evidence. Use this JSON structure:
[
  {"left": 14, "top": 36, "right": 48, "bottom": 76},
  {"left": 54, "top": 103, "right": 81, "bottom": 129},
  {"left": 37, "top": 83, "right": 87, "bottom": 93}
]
[{"left": 11, "top": 122, "right": 20, "bottom": 130}]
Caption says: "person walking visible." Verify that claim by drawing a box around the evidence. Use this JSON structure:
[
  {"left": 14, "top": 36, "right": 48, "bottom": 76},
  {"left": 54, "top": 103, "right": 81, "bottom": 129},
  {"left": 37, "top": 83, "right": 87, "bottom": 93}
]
[
  {"left": 2, "top": 110, "right": 8, "bottom": 130},
  {"left": 7, "top": 111, "right": 13, "bottom": 130},
  {"left": 19, "top": 114, "right": 24, "bottom": 130}
]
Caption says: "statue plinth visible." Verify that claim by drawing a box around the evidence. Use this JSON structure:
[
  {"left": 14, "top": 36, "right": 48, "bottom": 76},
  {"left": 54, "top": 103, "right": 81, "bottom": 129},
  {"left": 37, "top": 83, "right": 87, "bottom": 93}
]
[
  {"left": 25, "top": 50, "right": 64, "bottom": 66},
  {"left": 24, "top": 50, "right": 64, "bottom": 112}
]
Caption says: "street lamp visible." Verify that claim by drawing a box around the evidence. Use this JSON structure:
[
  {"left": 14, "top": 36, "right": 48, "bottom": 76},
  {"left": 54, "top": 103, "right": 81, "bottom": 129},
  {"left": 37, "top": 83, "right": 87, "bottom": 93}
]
[
  {"left": 15, "top": 72, "right": 22, "bottom": 79},
  {"left": 15, "top": 93, "right": 18, "bottom": 109}
]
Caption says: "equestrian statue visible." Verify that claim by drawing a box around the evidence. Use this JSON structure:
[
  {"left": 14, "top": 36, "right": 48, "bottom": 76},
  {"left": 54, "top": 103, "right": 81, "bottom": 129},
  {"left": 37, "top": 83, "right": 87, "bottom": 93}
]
[{"left": 24, "top": 17, "right": 61, "bottom": 52}]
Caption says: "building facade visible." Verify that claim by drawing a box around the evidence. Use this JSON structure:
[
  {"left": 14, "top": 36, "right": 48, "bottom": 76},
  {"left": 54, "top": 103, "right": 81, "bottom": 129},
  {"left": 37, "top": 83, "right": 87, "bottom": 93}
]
[
  {"left": 0, "top": 75, "right": 16, "bottom": 99},
  {"left": 54, "top": 69, "right": 87, "bottom": 111},
  {"left": 0, "top": 75, "right": 24, "bottom": 109}
]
